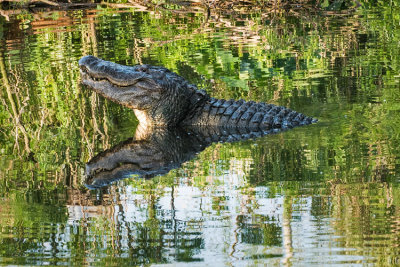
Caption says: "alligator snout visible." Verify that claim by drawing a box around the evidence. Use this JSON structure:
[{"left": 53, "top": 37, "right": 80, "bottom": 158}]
[{"left": 79, "top": 55, "right": 154, "bottom": 87}]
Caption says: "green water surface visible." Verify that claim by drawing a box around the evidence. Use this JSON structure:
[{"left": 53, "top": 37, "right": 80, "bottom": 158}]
[{"left": 0, "top": 3, "right": 400, "bottom": 266}]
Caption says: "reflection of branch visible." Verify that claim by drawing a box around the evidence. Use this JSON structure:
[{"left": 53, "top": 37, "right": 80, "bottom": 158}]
[
  {"left": 229, "top": 214, "right": 241, "bottom": 261},
  {"left": 0, "top": 0, "right": 99, "bottom": 8},
  {"left": 97, "top": 0, "right": 323, "bottom": 22},
  {"left": 100, "top": 1, "right": 151, "bottom": 11},
  {"left": 90, "top": 92, "right": 106, "bottom": 143},
  {"left": 29, "top": 0, "right": 60, "bottom": 6},
  {"left": 0, "top": 8, "right": 22, "bottom": 21},
  {"left": 0, "top": 2, "right": 97, "bottom": 21},
  {"left": 0, "top": 0, "right": 58, "bottom": 6},
  {"left": 0, "top": 51, "right": 31, "bottom": 155}
]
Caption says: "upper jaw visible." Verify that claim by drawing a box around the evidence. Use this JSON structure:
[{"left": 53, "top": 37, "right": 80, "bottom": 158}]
[
  {"left": 79, "top": 56, "right": 165, "bottom": 113},
  {"left": 78, "top": 55, "right": 151, "bottom": 87}
]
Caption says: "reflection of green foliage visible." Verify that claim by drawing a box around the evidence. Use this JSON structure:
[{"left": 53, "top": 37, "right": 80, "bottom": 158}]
[
  {"left": 0, "top": 194, "right": 68, "bottom": 265},
  {"left": 0, "top": 1, "right": 400, "bottom": 265},
  {"left": 240, "top": 215, "right": 281, "bottom": 246}
]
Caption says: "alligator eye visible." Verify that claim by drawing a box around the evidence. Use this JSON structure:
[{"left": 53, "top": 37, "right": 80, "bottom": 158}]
[{"left": 137, "top": 65, "right": 149, "bottom": 73}]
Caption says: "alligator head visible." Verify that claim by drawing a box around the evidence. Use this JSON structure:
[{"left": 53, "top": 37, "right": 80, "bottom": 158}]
[{"left": 79, "top": 55, "right": 208, "bottom": 127}]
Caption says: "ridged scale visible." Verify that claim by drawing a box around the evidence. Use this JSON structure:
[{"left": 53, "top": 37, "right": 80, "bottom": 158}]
[{"left": 182, "top": 97, "right": 314, "bottom": 129}]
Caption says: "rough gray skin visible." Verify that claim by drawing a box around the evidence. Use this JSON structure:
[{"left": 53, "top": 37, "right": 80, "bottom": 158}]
[
  {"left": 79, "top": 55, "right": 317, "bottom": 129},
  {"left": 85, "top": 126, "right": 281, "bottom": 189}
]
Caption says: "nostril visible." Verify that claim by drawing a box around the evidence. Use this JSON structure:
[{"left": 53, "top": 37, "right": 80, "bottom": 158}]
[
  {"left": 80, "top": 65, "right": 89, "bottom": 72},
  {"left": 78, "top": 55, "right": 97, "bottom": 66}
]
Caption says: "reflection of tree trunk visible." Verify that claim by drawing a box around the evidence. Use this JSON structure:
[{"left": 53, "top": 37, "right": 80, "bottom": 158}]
[
  {"left": 79, "top": 17, "right": 101, "bottom": 160},
  {"left": 282, "top": 196, "right": 293, "bottom": 266},
  {"left": 133, "top": 38, "right": 143, "bottom": 65},
  {"left": 229, "top": 214, "right": 241, "bottom": 261},
  {"left": 102, "top": 107, "right": 109, "bottom": 148},
  {"left": 81, "top": 16, "right": 98, "bottom": 57},
  {"left": 90, "top": 92, "right": 106, "bottom": 143},
  {"left": 171, "top": 185, "right": 178, "bottom": 254},
  {"left": 82, "top": 17, "right": 111, "bottom": 149},
  {"left": 89, "top": 19, "right": 98, "bottom": 57},
  {"left": 0, "top": 51, "right": 31, "bottom": 155}
]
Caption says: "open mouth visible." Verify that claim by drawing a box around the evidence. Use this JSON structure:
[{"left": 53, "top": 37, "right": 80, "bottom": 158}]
[
  {"left": 79, "top": 64, "right": 152, "bottom": 88},
  {"left": 79, "top": 65, "right": 132, "bottom": 88},
  {"left": 79, "top": 65, "right": 112, "bottom": 84}
]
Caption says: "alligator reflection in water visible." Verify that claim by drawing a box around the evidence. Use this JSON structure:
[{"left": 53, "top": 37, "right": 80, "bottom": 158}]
[
  {"left": 85, "top": 126, "right": 284, "bottom": 188},
  {"left": 80, "top": 56, "right": 318, "bottom": 188}
]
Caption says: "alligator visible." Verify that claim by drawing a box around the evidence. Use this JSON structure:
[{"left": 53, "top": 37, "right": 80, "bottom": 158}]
[
  {"left": 85, "top": 126, "right": 281, "bottom": 189},
  {"left": 79, "top": 55, "right": 317, "bottom": 130}
]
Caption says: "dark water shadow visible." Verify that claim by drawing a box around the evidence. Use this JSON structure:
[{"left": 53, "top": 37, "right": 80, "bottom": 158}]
[{"left": 84, "top": 126, "right": 290, "bottom": 189}]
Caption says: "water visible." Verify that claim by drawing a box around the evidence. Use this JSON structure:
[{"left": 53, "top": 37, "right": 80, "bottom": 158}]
[{"left": 1, "top": 3, "right": 400, "bottom": 266}]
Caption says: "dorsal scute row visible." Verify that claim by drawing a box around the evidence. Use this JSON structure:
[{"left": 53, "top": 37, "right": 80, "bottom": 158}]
[{"left": 200, "top": 98, "right": 314, "bottom": 129}]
